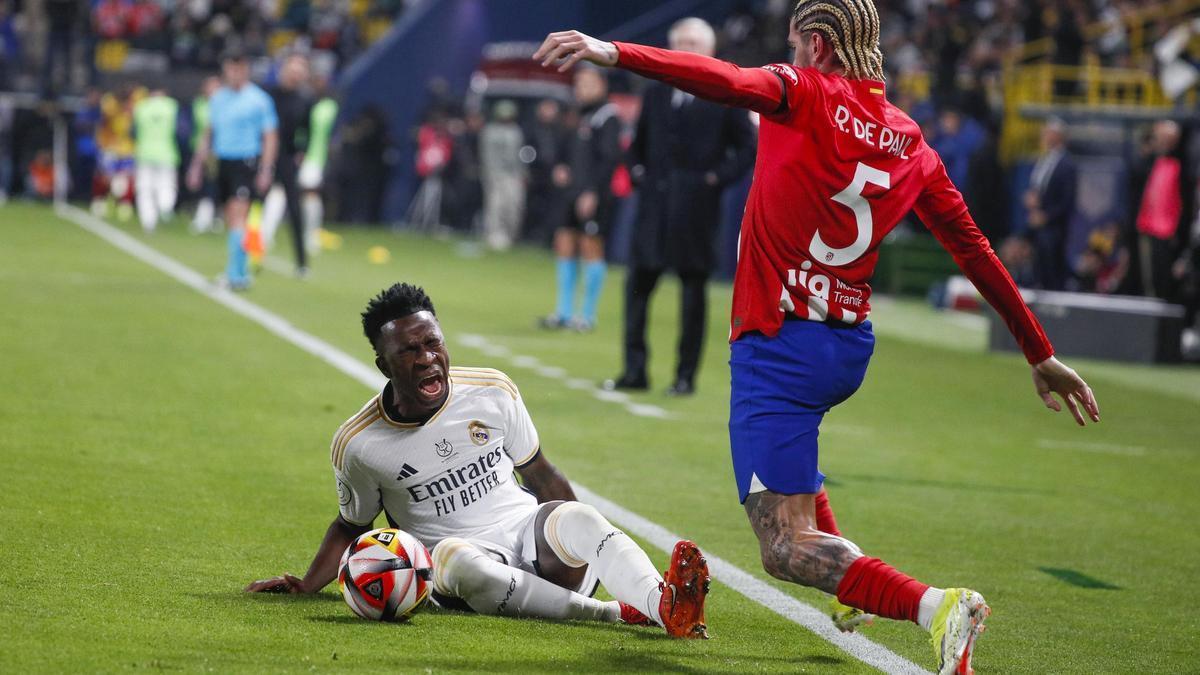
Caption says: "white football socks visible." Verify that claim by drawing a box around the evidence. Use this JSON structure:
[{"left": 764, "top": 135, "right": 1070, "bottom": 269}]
[
  {"left": 917, "top": 587, "right": 946, "bottom": 631},
  {"left": 431, "top": 537, "right": 619, "bottom": 622},
  {"left": 301, "top": 195, "right": 323, "bottom": 255},
  {"left": 543, "top": 502, "right": 664, "bottom": 625}
]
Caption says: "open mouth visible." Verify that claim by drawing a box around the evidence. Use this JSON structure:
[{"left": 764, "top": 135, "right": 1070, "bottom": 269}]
[{"left": 417, "top": 373, "right": 445, "bottom": 400}]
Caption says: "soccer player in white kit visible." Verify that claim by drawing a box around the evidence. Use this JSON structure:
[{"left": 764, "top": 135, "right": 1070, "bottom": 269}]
[{"left": 246, "top": 283, "right": 710, "bottom": 638}]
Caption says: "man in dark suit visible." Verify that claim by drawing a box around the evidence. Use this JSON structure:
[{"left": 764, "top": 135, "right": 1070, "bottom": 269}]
[
  {"left": 1024, "top": 118, "right": 1077, "bottom": 291},
  {"left": 605, "top": 18, "right": 756, "bottom": 396}
]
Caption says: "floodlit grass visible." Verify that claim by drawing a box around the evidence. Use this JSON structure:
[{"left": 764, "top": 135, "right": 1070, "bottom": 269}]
[{"left": 1, "top": 202, "right": 1196, "bottom": 673}]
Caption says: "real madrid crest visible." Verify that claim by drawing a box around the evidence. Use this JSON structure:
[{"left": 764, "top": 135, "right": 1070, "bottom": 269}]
[{"left": 468, "top": 420, "right": 490, "bottom": 446}]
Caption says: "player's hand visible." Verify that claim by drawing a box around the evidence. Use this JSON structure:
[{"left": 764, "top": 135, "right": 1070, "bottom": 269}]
[
  {"left": 255, "top": 167, "right": 274, "bottom": 196},
  {"left": 575, "top": 190, "right": 597, "bottom": 220},
  {"left": 534, "top": 30, "right": 618, "bottom": 72},
  {"left": 244, "top": 573, "right": 306, "bottom": 594},
  {"left": 552, "top": 164, "right": 571, "bottom": 188},
  {"left": 1032, "top": 356, "right": 1100, "bottom": 426},
  {"left": 186, "top": 163, "right": 202, "bottom": 192},
  {"left": 1022, "top": 189, "right": 1039, "bottom": 210}
]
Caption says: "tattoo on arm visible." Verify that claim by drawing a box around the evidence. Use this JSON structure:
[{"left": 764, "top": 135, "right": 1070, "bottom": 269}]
[{"left": 744, "top": 492, "right": 861, "bottom": 595}]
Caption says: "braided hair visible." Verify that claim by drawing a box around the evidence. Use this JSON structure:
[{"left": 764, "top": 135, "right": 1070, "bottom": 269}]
[{"left": 791, "top": 0, "right": 885, "bottom": 81}]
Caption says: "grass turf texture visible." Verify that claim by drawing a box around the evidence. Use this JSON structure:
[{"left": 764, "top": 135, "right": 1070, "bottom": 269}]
[{"left": 1, "top": 202, "right": 1196, "bottom": 673}]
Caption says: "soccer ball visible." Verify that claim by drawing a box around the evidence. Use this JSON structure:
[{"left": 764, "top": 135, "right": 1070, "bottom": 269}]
[{"left": 338, "top": 527, "right": 433, "bottom": 621}]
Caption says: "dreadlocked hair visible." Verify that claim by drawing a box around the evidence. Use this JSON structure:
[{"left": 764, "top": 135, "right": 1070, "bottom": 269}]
[{"left": 791, "top": 0, "right": 885, "bottom": 81}]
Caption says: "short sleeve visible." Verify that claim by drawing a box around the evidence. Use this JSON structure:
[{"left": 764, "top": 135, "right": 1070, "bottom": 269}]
[
  {"left": 760, "top": 63, "right": 819, "bottom": 120},
  {"left": 502, "top": 389, "right": 540, "bottom": 467},
  {"left": 260, "top": 91, "right": 279, "bottom": 132},
  {"left": 333, "top": 452, "right": 382, "bottom": 527}
]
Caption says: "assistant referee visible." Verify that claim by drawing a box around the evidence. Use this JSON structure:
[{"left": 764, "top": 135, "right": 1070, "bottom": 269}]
[{"left": 187, "top": 48, "right": 279, "bottom": 290}]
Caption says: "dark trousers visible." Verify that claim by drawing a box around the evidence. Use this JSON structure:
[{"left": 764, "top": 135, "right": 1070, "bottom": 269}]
[
  {"left": 623, "top": 267, "right": 708, "bottom": 385},
  {"left": 1033, "top": 225, "right": 1067, "bottom": 291},
  {"left": 278, "top": 160, "right": 306, "bottom": 270}
]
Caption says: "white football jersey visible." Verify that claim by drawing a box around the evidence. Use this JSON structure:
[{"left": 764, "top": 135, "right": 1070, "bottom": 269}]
[{"left": 331, "top": 367, "right": 540, "bottom": 550}]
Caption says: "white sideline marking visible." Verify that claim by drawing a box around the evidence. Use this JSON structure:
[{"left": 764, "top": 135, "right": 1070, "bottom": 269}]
[
  {"left": 574, "top": 484, "right": 927, "bottom": 675},
  {"left": 58, "top": 203, "right": 926, "bottom": 674},
  {"left": 56, "top": 204, "right": 385, "bottom": 390},
  {"left": 458, "top": 332, "right": 671, "bottom": 419}
]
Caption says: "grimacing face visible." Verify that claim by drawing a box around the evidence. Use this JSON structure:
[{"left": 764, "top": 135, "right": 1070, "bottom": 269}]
[{"left": 373, "top": 311, "right": 451, "bottom": 420}]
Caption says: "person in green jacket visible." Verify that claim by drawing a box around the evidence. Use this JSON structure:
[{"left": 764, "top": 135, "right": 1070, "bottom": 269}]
[
  {"left": 190, "top": 76, "right": 220, "bottom": 234},
  {"left": 133, "top": 86, "right": 180, "bottom": 232},
  {"left": 298, "top": 73, "right": 338, "bottom": 253}
]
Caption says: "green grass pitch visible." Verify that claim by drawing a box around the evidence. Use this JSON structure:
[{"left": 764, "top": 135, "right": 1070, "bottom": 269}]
[{"left": 1, "top": 202, "right": 1197, "bottom": 673}]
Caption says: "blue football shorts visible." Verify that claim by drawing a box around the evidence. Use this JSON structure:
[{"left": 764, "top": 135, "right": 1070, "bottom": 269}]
[{"left": 729, "top": 318, "right": 875, "bottom": 502}]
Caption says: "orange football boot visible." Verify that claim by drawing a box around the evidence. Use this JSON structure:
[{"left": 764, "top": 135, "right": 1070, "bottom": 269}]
[{"left": 659, "top": 540, "right": 710, "bottom": 638}]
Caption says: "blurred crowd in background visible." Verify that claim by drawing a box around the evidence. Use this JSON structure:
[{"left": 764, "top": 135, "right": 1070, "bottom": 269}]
[{"left": 1, "top": 0, "right": 1198, "bottom": 334}]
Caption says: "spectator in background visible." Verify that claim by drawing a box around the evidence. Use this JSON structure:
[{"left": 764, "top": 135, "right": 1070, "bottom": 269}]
[
  {"left": 190, "top": 75, "right": 221, "bottom": 233},
  {"left": 998, "top": 235, "right": 1037, "bottom": 289},
  {"left": 0, "top": 97, "right": 11, "bottom": 201},
  {"left": 541, "top": 66, "right": 621, "bottom": 332},
  {"left": 27, "top": 149, "right": 54, "bottom": 198},
  {"left": 406, "top": 107, "right": 453, "bottom": 229},
  {"left": 72, "top": 88, "right": 102, "bottom": 202},
  {"left": 479, "top": 99, "right": 526, "bottom": 251},
  {"left": 522, "top": 98, "right": 568, "bottom": 246},
  {"left": 0, "top": 0, "right": 20, "bottom": 92},
  {"left": 187, "top": 48, "right": 279, "bottom": 291},
  {"left": 929, "top": 108, "right": 984, "bottom": 200},
  {"left": 1024, "top": 117, "right": 1077, "bottom": 290},
  {"left": 127, "top": 0, "right": 165, "bottom": 45},
  {"left": 1135, "top": 120, "right": 1187, "bottom": 299},
  {"left": 263, "top": 52, "right": 313, "bottom": 277},
  {"left": 339, "top": 104, "right": 390, "bottom": 223},
  {"left": 606, "top": 17, "right": 756, "bottom": 396},
  {"left": 298, "top": 72, "right": 338, "bottom": 255},
  {"left": 132, "top": 86, "right": 180, "bottom": 232},
  {"left": 42, "top": 0, "right": 82, "bottom": 97},
  {"left": 92, "top": 0, "right": 128, "bottom": 40},
  {"left": 1173, "top": 216, "right": 1200, "bottom": 359},
  {"left": 1075, "top": 222, "right": 1127, "bottom": 294},
  {"left": 446, "top": 108, "right": 483, "bottom": 233}
]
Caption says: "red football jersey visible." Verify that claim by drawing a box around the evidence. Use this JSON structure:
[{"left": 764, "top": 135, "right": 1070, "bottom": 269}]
[{"left": 614, "top": 43, "right": 1053, "bottom": 363}]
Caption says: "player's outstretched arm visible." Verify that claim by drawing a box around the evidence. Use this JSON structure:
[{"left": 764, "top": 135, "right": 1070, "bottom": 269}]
[
  {"left": 534, "top": 30, "right": 785, "bottom": 114},
  {"left": 1031, "top": 356, "right": 1101, "bottom": 426},
  {"left": 244, "top": 515, "right": 370, "bottom": 593},
  {"left": 516, "top": 452, "right": 577, "bottom": 503},
  {"left": 915, "top": 159, "right": 1100, "bottom": 426}
]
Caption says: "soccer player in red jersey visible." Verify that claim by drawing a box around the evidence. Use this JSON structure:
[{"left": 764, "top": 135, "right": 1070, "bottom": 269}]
[{"left": 536, "top": 2, "right": 1100, "bottom": 672}]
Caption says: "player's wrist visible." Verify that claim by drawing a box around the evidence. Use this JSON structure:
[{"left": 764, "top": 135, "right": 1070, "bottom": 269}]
[{"left": 1033, "top": 355, "right": 1060, "bottom": 372}]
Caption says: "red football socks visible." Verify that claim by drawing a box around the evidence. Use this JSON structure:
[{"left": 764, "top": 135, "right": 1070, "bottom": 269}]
[
  {"left": 815, "top": 489, "right": 841, "bottom": 536},
  {"left": 835, "top": 557, "right": 929, "bottom": 623}
]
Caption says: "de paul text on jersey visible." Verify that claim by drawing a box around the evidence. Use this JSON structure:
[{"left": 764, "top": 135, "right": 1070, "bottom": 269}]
[{"left": 833, "top": 105, "right": 912, "bottom": 159}]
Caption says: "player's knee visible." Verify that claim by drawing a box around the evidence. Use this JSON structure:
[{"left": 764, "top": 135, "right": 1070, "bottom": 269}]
[
  {"left": 543, "top": 501, "right": 608, "bottom": 568},
  {"left": 431, "top": 537, "right": 478, "bottom": 596}
]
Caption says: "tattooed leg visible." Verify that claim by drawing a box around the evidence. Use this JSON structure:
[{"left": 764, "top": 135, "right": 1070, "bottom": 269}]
[{"left": 744, "top": 490, "right": 863, "bottom": 594}]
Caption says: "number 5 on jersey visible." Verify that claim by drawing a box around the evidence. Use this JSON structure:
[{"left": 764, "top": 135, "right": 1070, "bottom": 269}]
[{"left": 810, "top": 162, "right": 890, "bottom": 267}]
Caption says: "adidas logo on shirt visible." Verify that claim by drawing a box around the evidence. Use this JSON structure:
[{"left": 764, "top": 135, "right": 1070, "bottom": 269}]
[{"left": 396, "top": 463, "right": 420, "bottom": 480}]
